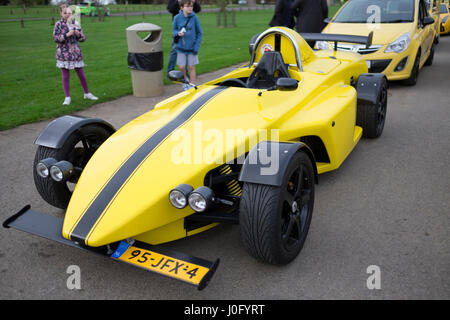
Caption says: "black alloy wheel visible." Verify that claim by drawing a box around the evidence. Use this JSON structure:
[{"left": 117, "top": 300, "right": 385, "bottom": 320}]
[
  {"left": 33, "top": 124, "right": 111, "bottom": 209},
  {"left": 375, "top": 78, "right": 388, "bottom": 137},
  {"left": 281, "top": 162, "right": 314, "bottom": 253},
  {"left": 239, "top": 150, "right": 315, "bottom": 265}
]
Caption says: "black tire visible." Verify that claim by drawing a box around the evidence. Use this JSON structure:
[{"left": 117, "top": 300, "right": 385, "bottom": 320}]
[
  {"left": 357, "top": 77, "right": 388, "bottom": 139},
  {"left": 239, "top": 151, "right": 315, "bottom": 265},
  {"left": 403, "top": 50, "right": 420, "bottom": 86},
  {"left": 424, "top": 42, "right": 435, "bottom": 66},
  {"left": 33, "top": 124, "right": 111, "bottom": 209}
]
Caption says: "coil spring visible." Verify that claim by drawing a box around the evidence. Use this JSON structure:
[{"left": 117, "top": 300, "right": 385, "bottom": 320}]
[{"left": 219, "top": 165, "right": 242, "bottom": 197}]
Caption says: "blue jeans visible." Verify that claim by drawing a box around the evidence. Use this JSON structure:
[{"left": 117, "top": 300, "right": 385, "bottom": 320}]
[
  {"left": 167, "top": 39, "right": 190, "bottom": 79},
  {"left": 167, "top": 40, "right": 177, "bottom": 74}
]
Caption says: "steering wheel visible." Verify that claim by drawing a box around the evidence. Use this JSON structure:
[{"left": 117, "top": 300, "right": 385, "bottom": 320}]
[{"left": 218, "top": 78, "right": 247, "bottom": 88}]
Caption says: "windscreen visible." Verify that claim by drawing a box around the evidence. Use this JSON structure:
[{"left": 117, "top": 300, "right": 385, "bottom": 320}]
[
  {"left": 333, "top": 0, "right": 415, "bottom": 23},
  {"left": 441, "top": 4, "right": 449, "bottom": 13}
]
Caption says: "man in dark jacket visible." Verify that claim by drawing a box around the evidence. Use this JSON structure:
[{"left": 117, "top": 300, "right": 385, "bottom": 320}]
[
  {"left": 167, "top": 0, "right": 201, "bottom": 75},
  {"left": 167, "top": 0, "right": 201, "bottom": 19},
  {"left": 292, "top": 0, "right": 328, "bottom": 46},
  {"left": 269, "top": 0, "right": 295, "bottom": 28}
]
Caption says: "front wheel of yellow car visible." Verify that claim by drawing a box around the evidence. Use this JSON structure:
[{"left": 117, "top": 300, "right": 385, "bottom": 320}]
[
  {"left": 239, "top": 151, "right": 315, "bottom": 265},
  {"left": 403, "top": 51, "right": 420, "bottom": 86},
  {"left": 33, "top": 124, "right": 111, "bottom": 209}
]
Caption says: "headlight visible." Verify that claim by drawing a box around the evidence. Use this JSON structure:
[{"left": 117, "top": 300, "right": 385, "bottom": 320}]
[
  {"left": 169, "top": 184, "right": 194, "bottom": 209},
  {"left": 188, "top": 187, "right": 214, "bottom": 213},
  {"left": 50, "top": 166, "right": 63, "bottom": 181},
  {"left": 49, "top": 160, "right": 74, "bottom": 182},
  {"left": 315, "top": 41, "right": 330, "bottom": 50},
  {"left": 36, "top": 158, "right": 57, "bottom": 178},
  {"left": 36, "top": 163, "right": 49, "bottom": 178},
  {"left": 385, "top": 33, "right": 411, "bottom": 53},
  {"left": 443, "top": 16, "right": 449, "bottom": 23}
]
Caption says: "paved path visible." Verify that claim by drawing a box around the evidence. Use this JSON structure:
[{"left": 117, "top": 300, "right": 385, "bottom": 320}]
[{"left": 0, "top": 37, "right": 449, "bottom": 300}]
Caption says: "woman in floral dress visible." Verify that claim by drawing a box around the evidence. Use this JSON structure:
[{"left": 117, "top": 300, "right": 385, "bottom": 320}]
[{"left": 53, "top": 4, "right": 98, "bottom": 106}]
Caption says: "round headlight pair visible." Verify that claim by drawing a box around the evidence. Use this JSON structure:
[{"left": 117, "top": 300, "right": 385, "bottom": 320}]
[
  {"left": 36, "top": 158, "right": 74, "bottom": 182},
  {"left": 36, "top": 158, "right": 57, "bottom": 178},
  {"left": 169, "top": 185, "right": 215, "bottom": 213}
]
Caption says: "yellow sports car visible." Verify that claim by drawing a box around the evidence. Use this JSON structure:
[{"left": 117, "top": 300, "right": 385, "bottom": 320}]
[
  {"left": 440, "top": 3, "right": 450, "bottom": 34},
  {"left": 320, "top": 0, "right": 437, "bottom": 85},
  {"left": 4, "top": 27, "right": 388, "bottom": 290}
]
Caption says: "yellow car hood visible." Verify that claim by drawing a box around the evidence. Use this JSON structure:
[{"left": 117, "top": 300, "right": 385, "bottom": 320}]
[
  {"left": 62, "top": 85, "right": 298, "bottom": 246},
  {"left": 323, "top": 22, "right": 413, "bottom": 45}
]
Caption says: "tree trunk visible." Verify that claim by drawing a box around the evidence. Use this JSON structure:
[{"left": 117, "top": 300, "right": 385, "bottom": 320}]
[{"left": 247, "top": 0, "right": 257, "bottom": 7}]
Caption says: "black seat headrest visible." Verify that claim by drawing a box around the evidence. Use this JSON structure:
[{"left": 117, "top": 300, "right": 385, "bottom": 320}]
[{"left": 246, "top": 51, "right": 290, "bottom": 89}]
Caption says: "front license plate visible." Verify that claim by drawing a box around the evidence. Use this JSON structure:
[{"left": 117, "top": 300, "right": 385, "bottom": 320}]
[
  {"left": 366, "top": 60, "right": 372, "bottom": 68},
  {"left": 112, "top": 242, "right": 211, "bottom": 286}
]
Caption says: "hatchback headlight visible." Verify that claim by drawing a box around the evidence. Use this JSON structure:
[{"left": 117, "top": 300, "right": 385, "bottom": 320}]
[
  {"left": 443, "top": 16, "right": 449, "bottom": 23},
  {"left": 385, "top": 33, "right": 411, "bottom": 53}
]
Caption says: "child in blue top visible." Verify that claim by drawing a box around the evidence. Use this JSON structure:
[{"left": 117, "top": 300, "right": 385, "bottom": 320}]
[{"left": 173, "top": 0, "right": 202, "bottom": 88}]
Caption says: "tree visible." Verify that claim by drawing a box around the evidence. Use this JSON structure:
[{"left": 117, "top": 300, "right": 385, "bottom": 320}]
[
  {"left": 216, "top": 0, "right": 227, "bottom": 27},
  {"left": 10, "top": 0, "right": 33, "bottom": 11}
]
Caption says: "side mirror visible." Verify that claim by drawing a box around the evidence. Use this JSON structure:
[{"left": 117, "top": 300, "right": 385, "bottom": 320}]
[
  {"left": 324, "top": 17, "right": 331, "bottom": 24},
  {"left": 168, "top": 70, "right": 186, "bottom": 83},
  {"left": 423, "top": 16, "right": 435, "bottom": 26},
  {"left": 276, "top": 78, "right": 298, "bottom": 91}
]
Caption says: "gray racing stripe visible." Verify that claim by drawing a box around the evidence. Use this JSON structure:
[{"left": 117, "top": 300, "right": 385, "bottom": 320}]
[{"left": 70, "top": 86, "right": 227, "bottom": 245}]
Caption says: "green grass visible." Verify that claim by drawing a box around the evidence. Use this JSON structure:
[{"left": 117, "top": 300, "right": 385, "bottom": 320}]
[
  {"left": 0, "top": 6, "right": 340, "bottom": 131},
  {"left": 0, "top": 10, "right": 274, "bottom": 130}
]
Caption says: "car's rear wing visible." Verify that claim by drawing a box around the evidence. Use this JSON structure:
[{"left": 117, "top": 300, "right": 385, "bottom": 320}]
[{"left": 300, "top": 32, "right": 374, "bottom": 51}]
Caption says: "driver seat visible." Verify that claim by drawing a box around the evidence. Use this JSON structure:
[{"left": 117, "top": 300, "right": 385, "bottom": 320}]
[{"left": 246, "top": 51, "right": 291, "bottom": 89}]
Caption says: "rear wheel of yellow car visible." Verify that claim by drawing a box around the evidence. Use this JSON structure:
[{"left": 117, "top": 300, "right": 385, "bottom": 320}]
[
  {"left": 403, "top": 50, "right": 420, "bottom": 86},
  {"left": 33, "top": 124, "right": 111, "bottom": 209},
  {"left": 239, "top": 151, "right": 315, "bottom": 265},
  {"left": 357, "top": 77, "right": 388, "bottom": 139}
]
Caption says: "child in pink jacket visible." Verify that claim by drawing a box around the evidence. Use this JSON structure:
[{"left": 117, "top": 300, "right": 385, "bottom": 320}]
[{"left": 53, "top": 4, "right": 97, "bottom": 106}]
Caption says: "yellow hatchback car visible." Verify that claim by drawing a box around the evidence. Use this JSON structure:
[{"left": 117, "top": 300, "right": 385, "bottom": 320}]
[
  {"left": 426, "top": 0, "right": 442, "bottom": 43},
  {"left": 440, "top": 3, "right": 450, "bottom": 34},
  {"left": 320, "top": 0, "right": 437, "bottom": 85}
]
